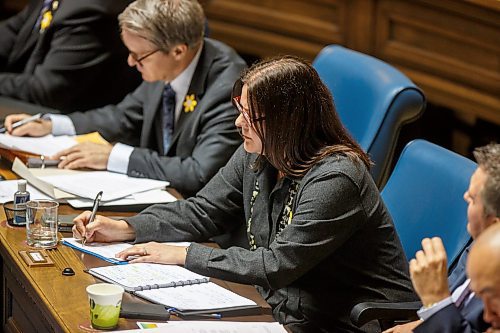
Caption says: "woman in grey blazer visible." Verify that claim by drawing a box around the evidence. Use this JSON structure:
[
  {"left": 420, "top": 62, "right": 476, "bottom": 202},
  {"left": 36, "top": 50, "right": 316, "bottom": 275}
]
[{"left": 73, "top": 56, "right": 417, "bottom": 332}]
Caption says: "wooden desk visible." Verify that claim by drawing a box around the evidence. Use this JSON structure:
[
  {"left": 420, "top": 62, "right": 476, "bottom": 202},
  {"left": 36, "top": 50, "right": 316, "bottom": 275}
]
[{"left": 0, "top": 204, "right": 273, "bottom": 332}]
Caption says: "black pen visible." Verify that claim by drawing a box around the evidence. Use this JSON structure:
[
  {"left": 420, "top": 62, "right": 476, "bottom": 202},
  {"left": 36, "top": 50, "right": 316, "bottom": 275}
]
[
  {"left": 0, "top": 113, "right": 42, "bottom": 133},
  {"left": 167, "top": 308, "right": 222, "bottom": 319},
  {"left": 83, "top": 191, "right": 103, "bottom": 246}
]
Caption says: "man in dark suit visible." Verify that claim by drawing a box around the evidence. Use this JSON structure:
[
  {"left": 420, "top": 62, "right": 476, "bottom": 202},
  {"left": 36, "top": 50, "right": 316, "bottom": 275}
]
[
  {"left": 467, "top": 223, "right": 500, "bottom": 333},
  {"left": 0, "top": 0, "right": 141, "bottom": 112},
  {"left": 5, "top": 0, "right": 246, "bottom": 197},
  {"left": 384, "top": 143, "right": 500, "bottom": 333}
]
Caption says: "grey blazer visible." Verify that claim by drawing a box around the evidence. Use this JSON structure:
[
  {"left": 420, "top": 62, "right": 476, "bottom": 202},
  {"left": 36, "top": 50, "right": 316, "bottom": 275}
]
[
  {"left": 0, "top": 0, "right": 141, "bottom": 112},
  {"left": 126, "top": 146, "right": 417, "bottom": 332},
  {"left": 68, "top": 39, "right": 246, "bottom": 197}
]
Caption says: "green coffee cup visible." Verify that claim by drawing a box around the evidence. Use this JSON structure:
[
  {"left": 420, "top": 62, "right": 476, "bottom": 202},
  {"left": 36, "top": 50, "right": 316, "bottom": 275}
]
[{"left": 86, "top": 283, "right": 124, "bottom": 329}]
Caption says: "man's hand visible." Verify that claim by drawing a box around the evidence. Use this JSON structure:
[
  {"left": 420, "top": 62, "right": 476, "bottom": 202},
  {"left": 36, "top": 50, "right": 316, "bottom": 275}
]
[
  {"left": 4, "top": 113, "right": 52, "bottom": 137},
  {"left": 53, "top": 142, "right": 113, "bottom": 170},
  {"left": 410, "top": 237, "right": 451, "bottom": 307},
  {"left": 382, "top": 320, "right": 421, "bottom": 333}
]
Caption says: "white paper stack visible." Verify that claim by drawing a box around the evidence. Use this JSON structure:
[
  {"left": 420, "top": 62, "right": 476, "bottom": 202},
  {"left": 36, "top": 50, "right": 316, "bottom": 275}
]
[{"left": 0, "top": 134, "right": 77, "bottom": 156}]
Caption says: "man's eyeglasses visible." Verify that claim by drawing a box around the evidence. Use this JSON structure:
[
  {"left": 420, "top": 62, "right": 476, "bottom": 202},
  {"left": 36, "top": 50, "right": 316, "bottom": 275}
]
[
  {"left": 130, "top": 49, "right": 159, "bottom": 66},
  {"left": 233, "top": 96, "right": 265, "bottom": 126}
]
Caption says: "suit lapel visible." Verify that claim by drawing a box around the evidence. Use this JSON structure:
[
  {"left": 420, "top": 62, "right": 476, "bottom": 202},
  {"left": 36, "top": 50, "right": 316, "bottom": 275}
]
[
  {"left": 167, "top": 41, "right": 215, "bottom": 153},
  {"left": 9, "top": 3, "right": 43, "bottom": 66}
]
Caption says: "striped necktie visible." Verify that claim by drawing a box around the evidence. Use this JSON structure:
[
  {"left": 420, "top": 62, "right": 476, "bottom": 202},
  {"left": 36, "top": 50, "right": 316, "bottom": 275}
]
[
  {"left": 162, "top": 84, "right": 176, "bottom": 153},
  {"left": 455, "top": 279, "right": 472, "bottom": 310}
]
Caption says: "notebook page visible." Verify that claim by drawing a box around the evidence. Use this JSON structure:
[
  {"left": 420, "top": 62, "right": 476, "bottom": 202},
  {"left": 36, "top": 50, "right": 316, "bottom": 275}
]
[
  {"left": 136, "top": 282, "right": 257, "bottom": 311},
  {"left": 88, "top": 263, "right": 208, "bottom": 290}
]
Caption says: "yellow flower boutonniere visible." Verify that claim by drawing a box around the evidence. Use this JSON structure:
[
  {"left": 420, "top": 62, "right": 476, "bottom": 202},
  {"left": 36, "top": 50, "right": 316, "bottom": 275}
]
[
  {"left": 40, "top": 11, "right": 53, "bottom": 32},
  {"left": 183, "top": 94, "right": 197, "bottom": 112}
]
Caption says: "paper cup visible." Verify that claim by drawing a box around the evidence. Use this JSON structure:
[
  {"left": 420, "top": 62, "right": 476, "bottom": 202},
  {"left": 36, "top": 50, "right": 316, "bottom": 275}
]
[{"left": 86, "top": 283, "right": 124, "bottom": 329}]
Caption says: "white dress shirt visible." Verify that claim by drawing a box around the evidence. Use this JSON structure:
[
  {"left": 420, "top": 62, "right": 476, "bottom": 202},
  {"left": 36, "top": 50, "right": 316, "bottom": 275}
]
[{"left": 417, "top": 279, "right": 473, "bottom": 321}]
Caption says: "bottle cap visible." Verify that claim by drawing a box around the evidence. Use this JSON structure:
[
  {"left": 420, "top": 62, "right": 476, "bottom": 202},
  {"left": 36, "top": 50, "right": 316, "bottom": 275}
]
[{"left": 18, "top": 179, "right": 27, "bottom": 192}]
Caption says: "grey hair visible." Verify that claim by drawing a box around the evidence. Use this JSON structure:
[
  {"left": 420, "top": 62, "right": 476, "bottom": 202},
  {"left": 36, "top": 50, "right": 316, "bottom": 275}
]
[
  {"left": 473, "top": 143, "right": 500, "bottom": 217},
  {"left": 118, "top": 0, "right": 204, "bottom": 52}
]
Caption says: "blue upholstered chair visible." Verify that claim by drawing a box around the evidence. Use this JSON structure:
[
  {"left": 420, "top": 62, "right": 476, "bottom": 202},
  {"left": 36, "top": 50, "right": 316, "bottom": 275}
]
[
  {"left": 384, "top": 139, "right": 476, "bottom": 264},
  {"left": 350, "top": 139, "right": 476, "bottom": 329},
  {"left": 313, "top": 45, "right": 426, "bottom": 187}
]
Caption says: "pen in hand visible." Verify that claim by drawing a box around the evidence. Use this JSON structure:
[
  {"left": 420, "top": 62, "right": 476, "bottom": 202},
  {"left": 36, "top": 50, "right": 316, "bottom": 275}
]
[
  {"left": 83, "top": 191, "right": 103, "bottom": 246},
  {"left": 0, "top": 113, "right": 42, "bottom": 134}
]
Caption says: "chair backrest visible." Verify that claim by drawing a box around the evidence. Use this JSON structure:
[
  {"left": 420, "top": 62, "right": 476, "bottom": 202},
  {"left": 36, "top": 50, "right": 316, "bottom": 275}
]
[
  {"left": 382, "top": 139, "right": 476, "bottom": 267},
  {"left": 312, "top": 45, "right": 426, "bottom": 187}
]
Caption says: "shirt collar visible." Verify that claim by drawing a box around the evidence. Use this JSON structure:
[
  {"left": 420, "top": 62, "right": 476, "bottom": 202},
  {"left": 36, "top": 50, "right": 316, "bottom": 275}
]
[{"left": 169, "top": 42, "right": 203, "bottom": 98}]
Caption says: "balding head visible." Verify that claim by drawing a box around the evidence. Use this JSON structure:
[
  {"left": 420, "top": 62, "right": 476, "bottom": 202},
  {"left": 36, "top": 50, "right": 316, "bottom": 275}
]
[{"left": 467, "top": 223, "right": 500, "bottom": 328}]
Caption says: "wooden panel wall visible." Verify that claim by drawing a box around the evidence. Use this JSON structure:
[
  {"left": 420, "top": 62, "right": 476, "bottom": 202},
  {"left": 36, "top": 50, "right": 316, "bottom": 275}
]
[
  {"left": 204, "top": 0, "right": 500, "bottom": 126},
  {"left": 204, "top": 0, "right": 376, "bottom": 59},
  {"left": 374, "top": 0, "right": 500, "bottom": 125}
]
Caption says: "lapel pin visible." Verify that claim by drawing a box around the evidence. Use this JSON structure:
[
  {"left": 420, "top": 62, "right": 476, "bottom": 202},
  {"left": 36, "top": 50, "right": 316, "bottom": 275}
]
[
  {"left": 40, "top": 11, "right": 53, "bottom": 32},
  {"left": 183, "top": 94, "right": 197, "bottom": 113}
]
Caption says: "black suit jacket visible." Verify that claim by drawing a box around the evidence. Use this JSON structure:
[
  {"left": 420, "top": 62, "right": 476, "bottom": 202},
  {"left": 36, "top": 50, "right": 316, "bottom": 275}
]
[
  {"left": 0, "top": 0, "right": 141, "bottom": 112},
  {"left": 68, "top": 38, "right": 247, "bottom": 197},
  {"left": 414, "top": 244, "right": 489, "bottom": 333}
]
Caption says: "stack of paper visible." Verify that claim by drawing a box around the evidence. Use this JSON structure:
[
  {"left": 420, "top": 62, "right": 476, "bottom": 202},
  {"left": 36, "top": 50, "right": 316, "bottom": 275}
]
[
  {"left": 39, "top": 171, "right": 168, "bottom": 201},
  {"left": 0, "top": 134, "right": 77, "bottom": 156},
  {"left": 11, "top": 158, "right": 176, "bottom": 207}
]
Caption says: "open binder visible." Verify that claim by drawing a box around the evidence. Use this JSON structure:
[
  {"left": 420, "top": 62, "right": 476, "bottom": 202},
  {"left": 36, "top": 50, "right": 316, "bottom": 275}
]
[{"left": 87, "top": 263, "right": 261, "bottom": 317}]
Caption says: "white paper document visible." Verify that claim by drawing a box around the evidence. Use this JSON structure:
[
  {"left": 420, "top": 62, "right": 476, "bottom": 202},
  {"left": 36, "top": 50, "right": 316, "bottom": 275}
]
[
  {"left": 127, "top": 321, "right": 287, "bottom": 332},
  {"left": 66, "top": 188, "right": 176, "bottom": 208},
  {"left": 12, "top": 158, "right": 76, "bottom": 199},
  {"left": 0, "top": 134, "right": 76, "bottom": 156},
  {"left": 136, "top": 282, "right": 257, "bottom": 311},
  {"left": 39, "top": 171, "right": 169, "bottom": 201},
  {"left": 0, "top": 180, "right": 52, "bottom": 203}
]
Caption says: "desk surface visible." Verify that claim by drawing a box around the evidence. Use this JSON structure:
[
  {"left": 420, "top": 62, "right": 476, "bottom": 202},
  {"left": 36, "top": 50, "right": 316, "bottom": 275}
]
[{"left": 0, "top": 198, "right": 274, "bottom": 332}]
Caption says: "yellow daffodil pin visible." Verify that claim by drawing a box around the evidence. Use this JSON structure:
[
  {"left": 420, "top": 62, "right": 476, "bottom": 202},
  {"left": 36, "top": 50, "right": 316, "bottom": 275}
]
[
  {"left": 40, "top": 11, "right": 53, "bottom": 32},
  {"left": 183, "top": 94, "right": 197, "bottom": 112}
]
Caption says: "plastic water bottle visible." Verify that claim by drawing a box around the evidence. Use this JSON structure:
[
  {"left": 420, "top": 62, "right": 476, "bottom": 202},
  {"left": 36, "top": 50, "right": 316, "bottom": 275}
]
[{"left": 14, "top": 179, "right": 30, "bottom": 225}]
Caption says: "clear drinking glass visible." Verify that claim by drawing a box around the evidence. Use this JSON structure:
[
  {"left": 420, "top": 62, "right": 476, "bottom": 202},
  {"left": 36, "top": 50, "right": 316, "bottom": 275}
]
[{"left": 25, "top": 200, "right": 59, "bottom": 248}]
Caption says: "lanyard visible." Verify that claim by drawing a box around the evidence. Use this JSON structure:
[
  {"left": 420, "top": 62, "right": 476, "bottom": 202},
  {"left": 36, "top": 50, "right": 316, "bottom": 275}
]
[{"left": 246, "top": 178, "right": 299, "bottom": 250}]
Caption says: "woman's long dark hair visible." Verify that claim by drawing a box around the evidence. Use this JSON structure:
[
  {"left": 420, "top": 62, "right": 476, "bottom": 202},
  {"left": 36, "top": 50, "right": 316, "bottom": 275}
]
[{"left": 233, "top": 56, "right": 371, "bottom": 178}]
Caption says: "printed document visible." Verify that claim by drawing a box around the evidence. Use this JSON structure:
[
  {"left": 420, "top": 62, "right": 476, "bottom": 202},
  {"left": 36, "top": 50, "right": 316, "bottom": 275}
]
[
  {"left": 0, "top": 134, "right": 76, "bottom": 156},
  {"left": 39, "top": 171, "right": 168, "bottom": 201},
  {"left": 126, "top": 321, "right": 287, "bottom": 332}
]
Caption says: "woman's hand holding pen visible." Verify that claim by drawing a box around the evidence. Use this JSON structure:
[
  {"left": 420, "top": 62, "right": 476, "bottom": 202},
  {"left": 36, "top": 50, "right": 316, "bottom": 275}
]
[
  {"left": 116, "top": 243, "right": 188, "bottom": 266},
  {"left": 72, "top": 211, "right": 136, "bottom": 243},
  {"left": 3, "top": 113, "right": 52, "bottom": 136}
]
